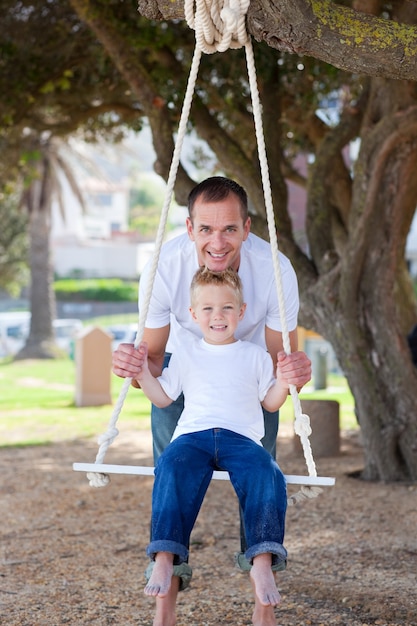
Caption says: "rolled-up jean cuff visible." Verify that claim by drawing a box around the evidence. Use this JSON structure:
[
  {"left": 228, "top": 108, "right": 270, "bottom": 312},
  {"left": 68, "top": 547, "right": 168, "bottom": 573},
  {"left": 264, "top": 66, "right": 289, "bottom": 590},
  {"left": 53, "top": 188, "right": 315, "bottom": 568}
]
[
  {"left": 145, "top": 561, "right": 193, "bottom": 592},
  {"left": 146, "top": 540, "right": 189, "bottom": 564},
  {"left": 245, "top": 541, "right": 287, "bottom": 566},
  {"left": 235, "top": 542, "right": 287, "bottom": 571},
  {"left": 234, "top": 551, "right": 287, "bottom": 572}
]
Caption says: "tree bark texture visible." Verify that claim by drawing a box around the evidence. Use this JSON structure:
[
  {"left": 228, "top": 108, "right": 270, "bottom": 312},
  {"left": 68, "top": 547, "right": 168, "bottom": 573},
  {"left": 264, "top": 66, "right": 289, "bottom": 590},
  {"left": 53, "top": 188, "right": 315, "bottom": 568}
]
[
  {"left": 18, "top": 183, "right": 57, "bottom": 359},
  {"left": 139, "top": 0, "right": 417, "bottom": 81}
]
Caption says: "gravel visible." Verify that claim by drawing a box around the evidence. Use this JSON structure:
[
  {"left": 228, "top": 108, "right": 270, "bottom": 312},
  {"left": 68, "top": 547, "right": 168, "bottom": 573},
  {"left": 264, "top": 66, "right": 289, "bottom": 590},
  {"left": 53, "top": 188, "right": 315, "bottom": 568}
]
[{"left": 1, "top": 428, "right": 416, "bottom": 625}]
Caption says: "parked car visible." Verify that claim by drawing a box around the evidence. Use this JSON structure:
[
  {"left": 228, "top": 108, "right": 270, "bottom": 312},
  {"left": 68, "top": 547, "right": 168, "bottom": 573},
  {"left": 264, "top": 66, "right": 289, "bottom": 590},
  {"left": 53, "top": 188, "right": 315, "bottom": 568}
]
[
  {"left": 0, "top": 312, "right": 30, "bottom": 357},
  {"left": 0, "top": 313, "right": 83, "bottom": 357}
]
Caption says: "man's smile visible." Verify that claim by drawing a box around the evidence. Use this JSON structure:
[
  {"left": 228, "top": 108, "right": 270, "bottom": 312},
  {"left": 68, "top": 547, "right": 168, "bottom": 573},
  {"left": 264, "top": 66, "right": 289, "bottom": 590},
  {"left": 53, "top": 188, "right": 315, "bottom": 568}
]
[{"left": 208, "top": 251, "right": 228, "bottom": 258}]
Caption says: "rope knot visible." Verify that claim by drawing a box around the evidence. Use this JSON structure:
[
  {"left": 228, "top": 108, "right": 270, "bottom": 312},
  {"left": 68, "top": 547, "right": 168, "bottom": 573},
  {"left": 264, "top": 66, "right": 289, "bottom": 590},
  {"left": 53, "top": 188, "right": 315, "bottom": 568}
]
[
  {"left": 220, "top": 5, "right": 239, "bottom": 30},
  {"left": 98, "top": 427, "right": 119, "bottom": 447},
  {"left": 185, "top": 0, "right": 250, "bottom": 54},
  {"left": 287, "top": 485, "right": 323, "bottom": 506},
  {"left": 86, "top": 471, "right": 111, "bottom": 488},
  {"left": 294, "top": 413, "right": 312, "bottom": 438}
]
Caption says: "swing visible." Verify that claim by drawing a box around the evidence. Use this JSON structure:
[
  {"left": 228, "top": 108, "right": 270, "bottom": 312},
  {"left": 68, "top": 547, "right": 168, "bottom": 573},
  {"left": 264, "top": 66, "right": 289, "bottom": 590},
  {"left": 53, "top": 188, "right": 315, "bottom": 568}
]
[{"left": 73, "top": 0, "right": 335, "bottom": 504}]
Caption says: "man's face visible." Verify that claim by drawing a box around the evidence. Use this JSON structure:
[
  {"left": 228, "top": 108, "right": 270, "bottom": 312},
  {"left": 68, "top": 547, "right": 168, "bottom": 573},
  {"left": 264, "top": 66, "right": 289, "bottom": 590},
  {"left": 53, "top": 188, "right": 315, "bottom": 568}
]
[{"left": 186, "top": 194, "right": 251, "bottom": 272}]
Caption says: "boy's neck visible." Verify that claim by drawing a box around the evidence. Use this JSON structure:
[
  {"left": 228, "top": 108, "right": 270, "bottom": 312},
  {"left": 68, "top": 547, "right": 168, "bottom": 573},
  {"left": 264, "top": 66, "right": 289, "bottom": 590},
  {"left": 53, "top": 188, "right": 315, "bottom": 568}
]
[{"left": 202, "top": 335, "right": 238, "bottom": 346}]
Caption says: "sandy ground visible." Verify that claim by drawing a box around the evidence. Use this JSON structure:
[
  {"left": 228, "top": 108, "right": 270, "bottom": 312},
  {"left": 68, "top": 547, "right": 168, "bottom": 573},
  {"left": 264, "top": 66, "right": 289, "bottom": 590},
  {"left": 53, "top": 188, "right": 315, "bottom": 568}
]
[{"left": 1, "top": 425, "right": 416, "bottom": 626}]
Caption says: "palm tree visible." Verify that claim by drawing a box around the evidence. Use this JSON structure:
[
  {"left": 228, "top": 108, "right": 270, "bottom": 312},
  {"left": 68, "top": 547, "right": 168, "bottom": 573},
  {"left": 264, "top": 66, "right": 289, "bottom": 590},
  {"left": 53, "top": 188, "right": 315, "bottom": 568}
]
[
  {"left": 0, "top": 185, "right": 28, "bottom": 296},
  {"left": 16, "top": 135, "right": 85, "bottom": 359}
]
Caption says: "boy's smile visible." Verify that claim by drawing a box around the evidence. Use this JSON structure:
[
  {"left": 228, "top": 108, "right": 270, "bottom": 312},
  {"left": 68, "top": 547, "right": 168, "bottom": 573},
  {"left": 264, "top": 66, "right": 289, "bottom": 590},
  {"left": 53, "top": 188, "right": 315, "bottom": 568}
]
[{"left": 189, "top": 283, "right": 246, "bottom": 345}]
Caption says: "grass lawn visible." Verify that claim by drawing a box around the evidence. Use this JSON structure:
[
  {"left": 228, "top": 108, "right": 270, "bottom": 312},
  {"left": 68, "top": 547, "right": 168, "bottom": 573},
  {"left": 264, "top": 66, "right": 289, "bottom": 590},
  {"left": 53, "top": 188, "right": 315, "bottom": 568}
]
[
  {"left": 0, "top": 356, "right": 152, "bottom": 446},
  {"left": 0, "top": 355, "right": 357, "bottom": 448}
]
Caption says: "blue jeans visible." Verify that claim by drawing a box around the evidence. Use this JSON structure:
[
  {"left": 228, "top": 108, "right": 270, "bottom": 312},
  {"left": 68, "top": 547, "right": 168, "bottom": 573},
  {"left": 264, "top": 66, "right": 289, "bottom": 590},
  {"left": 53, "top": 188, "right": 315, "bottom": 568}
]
[
  {"left": 150, "top": 353, "right": 279, "bottom": 554},
  {"left": 147, "top": 428, "right": 287, "bottom": 567}
]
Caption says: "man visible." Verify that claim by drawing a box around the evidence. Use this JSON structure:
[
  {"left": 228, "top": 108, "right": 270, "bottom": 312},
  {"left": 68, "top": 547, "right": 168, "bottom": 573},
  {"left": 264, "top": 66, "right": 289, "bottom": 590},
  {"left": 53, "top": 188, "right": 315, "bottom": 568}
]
[{"left": 112, "top": 176, "right": 311, "bottom": 626}]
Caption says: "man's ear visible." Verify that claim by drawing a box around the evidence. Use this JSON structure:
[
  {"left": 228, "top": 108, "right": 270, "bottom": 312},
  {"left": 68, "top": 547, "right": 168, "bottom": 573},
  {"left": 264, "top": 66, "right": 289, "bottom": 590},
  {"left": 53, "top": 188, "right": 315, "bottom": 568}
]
[
  {"left": 186, "top": 217, "right": 195, "bottom": 241},
  {"left": 243, "top": 216, "right": 251, "bottom": 241}
]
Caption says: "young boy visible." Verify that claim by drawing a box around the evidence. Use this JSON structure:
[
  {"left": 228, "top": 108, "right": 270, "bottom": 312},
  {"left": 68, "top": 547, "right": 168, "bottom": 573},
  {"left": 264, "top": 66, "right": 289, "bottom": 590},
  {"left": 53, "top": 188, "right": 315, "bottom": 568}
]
[{"left": 136, "top": 267, "right": 296, "bottom": 618}]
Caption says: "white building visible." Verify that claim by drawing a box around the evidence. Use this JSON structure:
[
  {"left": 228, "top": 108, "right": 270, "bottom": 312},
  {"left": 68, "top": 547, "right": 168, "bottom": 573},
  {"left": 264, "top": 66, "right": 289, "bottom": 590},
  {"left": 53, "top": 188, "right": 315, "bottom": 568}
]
[
  {"left": 52, "top": 237, "right": 155, "bottom": 280},
  {"left": 51, "top": 174, "right": 147, "bottom": 279},
  {"left": 50, "top": 134, "right": 166, "bottom": 280}
]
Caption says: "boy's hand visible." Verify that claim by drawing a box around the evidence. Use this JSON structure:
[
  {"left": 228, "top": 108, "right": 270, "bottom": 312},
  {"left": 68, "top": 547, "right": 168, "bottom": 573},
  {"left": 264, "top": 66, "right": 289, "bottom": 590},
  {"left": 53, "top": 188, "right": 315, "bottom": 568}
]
[{"left": 136, "top": 341, "right": 149, "bottom": 377}]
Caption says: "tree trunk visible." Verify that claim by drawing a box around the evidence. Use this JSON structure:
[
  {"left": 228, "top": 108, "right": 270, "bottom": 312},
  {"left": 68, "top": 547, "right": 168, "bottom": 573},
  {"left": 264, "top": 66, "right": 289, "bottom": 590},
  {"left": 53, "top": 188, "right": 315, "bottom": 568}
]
[
  {"left": 15, "top": 179, "right": 57, "bottom": 360},
  {"left": 297, "top": 83, "right": 417, "bottom": 482}
]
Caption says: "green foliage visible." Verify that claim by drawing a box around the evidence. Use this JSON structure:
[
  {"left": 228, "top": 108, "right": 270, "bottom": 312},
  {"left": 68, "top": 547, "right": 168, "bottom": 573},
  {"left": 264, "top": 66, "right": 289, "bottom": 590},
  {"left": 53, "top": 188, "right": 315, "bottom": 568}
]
[
  {"left": 131, "top": 212, "right": 168, "bottom": 237},
  {"left": 130, "top": 186, "right": 159, "bottom": 208},
  {"left": 129, "top": 173, "right": 172, "bottom": 237},
  {"left": 0, "top": 185, "right": 29, "bottom": 296},
  {"left": 54, "top": 278, "right": 138, "bottom": 302},
  {"left": 86, "top": 313, "right": 138, "bottom": 326},
  {"left": 0, "top": 0, "right": 145, "bottom": 179},
  {"left": 0, "top": 0, "right": 344, "bottom": 198}
]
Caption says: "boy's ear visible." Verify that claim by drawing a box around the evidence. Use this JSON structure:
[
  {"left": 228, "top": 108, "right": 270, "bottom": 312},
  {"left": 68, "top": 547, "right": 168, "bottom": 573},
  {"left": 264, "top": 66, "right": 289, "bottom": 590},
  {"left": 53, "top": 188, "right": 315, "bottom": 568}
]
[
  {"left": 239, "top": 302, "right": 247, "bottom": 320},
  {"left": 189, "top": 306, "right": 198, "bottom": 322}
]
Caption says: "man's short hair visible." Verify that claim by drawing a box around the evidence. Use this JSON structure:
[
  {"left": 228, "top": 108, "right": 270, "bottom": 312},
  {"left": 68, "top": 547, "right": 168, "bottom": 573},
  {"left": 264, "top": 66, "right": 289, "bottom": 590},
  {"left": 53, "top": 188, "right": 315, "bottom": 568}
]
[{"left": 187, "top": 176, "right": 248, "bottom": 222}]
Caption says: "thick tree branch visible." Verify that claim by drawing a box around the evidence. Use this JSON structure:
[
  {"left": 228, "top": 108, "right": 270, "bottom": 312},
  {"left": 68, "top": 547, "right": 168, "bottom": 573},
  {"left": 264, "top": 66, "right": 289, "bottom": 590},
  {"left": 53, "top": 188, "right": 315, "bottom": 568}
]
[
  {"left": 342, "top": 104, "right": 417, "bottom": 306},
  {"left": 306, "top": 86, "right": 369, "bottom": 266},
  {"left": 249, "top": 1, "right": 417, "bottom": 81},
  {"left": 138, "top": 0, "right": 417, "bottom": 82}
]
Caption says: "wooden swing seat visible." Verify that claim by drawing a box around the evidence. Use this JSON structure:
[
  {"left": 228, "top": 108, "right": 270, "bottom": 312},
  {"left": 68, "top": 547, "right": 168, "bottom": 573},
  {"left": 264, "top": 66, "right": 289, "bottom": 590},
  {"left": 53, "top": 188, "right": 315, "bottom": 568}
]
[{"left": 73, "top": 462, "right": 335, "bottom": 486}]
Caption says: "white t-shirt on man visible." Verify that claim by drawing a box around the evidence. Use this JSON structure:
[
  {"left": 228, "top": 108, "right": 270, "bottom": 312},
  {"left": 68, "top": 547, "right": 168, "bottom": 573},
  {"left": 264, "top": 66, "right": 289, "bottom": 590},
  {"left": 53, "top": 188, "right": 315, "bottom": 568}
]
[
  {"left": 157, "top": 336, "right": 276, "bottom": 445},
  {"left": 139, "top": 232, "right": 299, "bottom": 354}
]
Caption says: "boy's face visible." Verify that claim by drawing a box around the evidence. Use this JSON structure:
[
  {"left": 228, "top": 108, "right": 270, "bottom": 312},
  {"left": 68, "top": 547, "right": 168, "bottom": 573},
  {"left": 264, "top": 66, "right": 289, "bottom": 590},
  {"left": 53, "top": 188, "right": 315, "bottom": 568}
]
[
  {"left": 189, "top": 284, "right": 246, "bottom": 345},
  {"left": 186, "top": 193, "right": 251, "bottom": 272}
]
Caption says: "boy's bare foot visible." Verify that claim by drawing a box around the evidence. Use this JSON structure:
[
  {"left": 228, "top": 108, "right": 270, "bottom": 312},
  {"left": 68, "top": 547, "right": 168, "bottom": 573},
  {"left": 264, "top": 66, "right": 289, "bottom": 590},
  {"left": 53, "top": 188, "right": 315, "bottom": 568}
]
[{"left": 144, "top": 552, "right": 174, "bottom": 597}]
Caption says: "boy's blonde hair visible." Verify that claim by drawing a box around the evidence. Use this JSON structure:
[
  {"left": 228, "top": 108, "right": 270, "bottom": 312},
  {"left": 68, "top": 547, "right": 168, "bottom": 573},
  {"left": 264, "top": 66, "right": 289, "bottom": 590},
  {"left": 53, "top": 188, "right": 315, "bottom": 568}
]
[{"left": 190, "top": 267, "right": 244, "bottom": 307}]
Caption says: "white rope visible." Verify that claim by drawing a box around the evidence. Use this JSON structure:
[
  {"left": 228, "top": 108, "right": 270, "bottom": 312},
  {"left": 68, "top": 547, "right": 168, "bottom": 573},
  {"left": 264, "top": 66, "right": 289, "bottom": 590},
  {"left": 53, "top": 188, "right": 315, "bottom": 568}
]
[
  {"left": 243, "top": 37, "right": 321, "bottom": 504},
  {"left": 86, "top": 0, "right": 325, "bottom": 503},
  {"left": 87, "top": 44, "right": 203, "bottom": 488}
]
